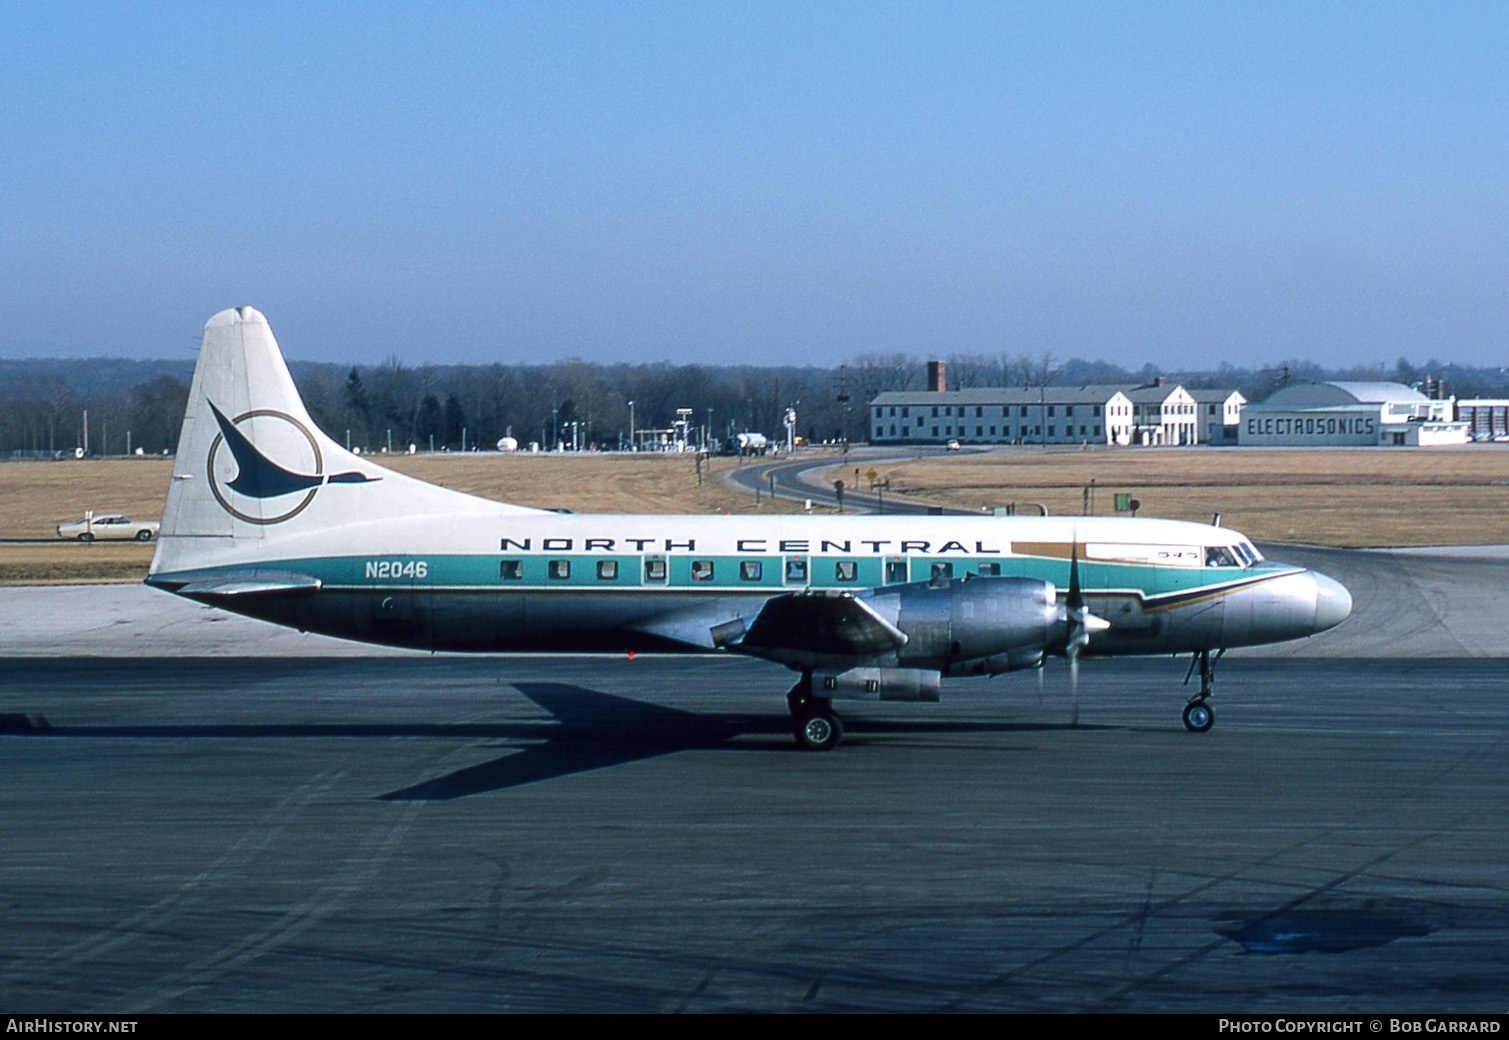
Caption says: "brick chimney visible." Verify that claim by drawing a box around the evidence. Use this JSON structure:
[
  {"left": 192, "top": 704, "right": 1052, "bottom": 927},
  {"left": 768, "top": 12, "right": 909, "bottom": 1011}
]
[{"left": 927, "top": 360, "right": 947, "bottom": 393}]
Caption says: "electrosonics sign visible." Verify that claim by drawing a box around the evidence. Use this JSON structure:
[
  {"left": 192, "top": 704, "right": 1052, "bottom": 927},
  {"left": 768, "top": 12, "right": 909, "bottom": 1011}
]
[{"left": 1241, "top": 411, "right": 1379, "bottom": 445}]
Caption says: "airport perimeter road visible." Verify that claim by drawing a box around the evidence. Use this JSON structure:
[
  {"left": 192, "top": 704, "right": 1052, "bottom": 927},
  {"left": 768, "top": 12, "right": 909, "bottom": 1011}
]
[
  {"left": 2, "top": 546, "right": 1508, "bottom": 1012},
  {"left": 723, "top": 445, "right": 974, "bottom": 515}
]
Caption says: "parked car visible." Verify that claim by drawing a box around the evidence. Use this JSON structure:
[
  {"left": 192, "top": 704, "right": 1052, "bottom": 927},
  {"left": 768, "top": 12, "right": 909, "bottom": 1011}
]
[
  {"left": 56, "top": 514, "right": 160, "bottom": 542},
  {"left": 945, "top": 439, "right": 961, "bottom": 451}
]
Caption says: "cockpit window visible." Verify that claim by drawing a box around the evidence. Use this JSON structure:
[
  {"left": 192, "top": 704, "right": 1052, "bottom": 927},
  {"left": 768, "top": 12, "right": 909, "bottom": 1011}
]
[{"left": 1205, "top": 546, "right": 1239, "bottom": 568}]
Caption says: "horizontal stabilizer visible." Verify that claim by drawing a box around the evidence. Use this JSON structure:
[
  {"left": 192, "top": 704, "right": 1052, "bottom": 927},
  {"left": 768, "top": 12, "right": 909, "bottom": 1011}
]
[{"left": 155, "top": 569, "right": 322, "bottom": 600}]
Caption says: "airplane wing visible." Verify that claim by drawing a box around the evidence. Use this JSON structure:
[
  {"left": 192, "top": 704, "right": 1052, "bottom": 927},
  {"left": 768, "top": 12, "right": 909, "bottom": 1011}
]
[
  {"left": 630, "top": 590, "right": 907, "bottom": 669},
  {"left": 740, "top": 591, "right": 908, "bottom": 658}
]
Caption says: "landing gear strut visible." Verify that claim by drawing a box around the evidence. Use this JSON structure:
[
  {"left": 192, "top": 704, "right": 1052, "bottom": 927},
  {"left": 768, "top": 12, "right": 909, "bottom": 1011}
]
[
  {"left": 1181, "top": 648, "right": 1223, "bottom": 732},
  {"left": 787, "top": 673, "right": 843, "bottom": 751}
]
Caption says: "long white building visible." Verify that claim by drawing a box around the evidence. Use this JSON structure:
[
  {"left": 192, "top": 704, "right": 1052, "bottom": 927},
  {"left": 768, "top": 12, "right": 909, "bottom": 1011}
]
[{"left": 869, "top": 382, "right": 1243, "bottom": 447}]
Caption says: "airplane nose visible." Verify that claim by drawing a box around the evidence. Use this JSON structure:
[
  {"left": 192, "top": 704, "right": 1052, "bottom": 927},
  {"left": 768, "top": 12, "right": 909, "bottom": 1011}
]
[{"left": 1312, "top": 572, "right": 1352, "bottom": 632}]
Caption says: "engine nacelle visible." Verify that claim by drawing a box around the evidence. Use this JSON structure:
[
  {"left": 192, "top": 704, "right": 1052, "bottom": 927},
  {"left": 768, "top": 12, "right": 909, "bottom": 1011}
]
[{"left": 869, "top": 576, "right": 1058, "bottom": 676}]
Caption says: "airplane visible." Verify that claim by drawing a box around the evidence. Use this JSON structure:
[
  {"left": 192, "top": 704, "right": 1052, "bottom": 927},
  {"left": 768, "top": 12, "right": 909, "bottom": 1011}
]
[{"left": 147, "top": 307, "right": 1353, "bottom": 750}]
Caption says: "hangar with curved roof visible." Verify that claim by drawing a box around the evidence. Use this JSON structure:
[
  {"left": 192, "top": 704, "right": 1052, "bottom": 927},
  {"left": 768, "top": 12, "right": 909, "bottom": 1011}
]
[{"left": 1240, "top": 381, "right": 1468, "bottom": 446}]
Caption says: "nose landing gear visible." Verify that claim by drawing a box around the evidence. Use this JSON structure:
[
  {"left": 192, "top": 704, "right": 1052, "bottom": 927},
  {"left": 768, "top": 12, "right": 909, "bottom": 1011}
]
[{"left": 1182, "top": 648, "right": 1223, "bottom": 732}]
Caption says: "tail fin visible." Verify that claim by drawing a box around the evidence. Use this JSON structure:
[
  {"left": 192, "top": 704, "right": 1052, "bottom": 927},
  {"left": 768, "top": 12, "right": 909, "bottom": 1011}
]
[{"left": 151, "top": 307, "right": 535, "bottom": 576}]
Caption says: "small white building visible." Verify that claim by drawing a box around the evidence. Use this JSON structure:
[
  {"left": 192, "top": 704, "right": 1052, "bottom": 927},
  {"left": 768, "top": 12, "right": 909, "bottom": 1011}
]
[
  {"left": 1190, "top": 389, "right": 1246, "bottom": 445},
  {"left": 1456, "top": 399, "right": 1509, "bottom": 441},
  {"left": 1240, "top": 382, "right": 1468, "bottom": 447}
]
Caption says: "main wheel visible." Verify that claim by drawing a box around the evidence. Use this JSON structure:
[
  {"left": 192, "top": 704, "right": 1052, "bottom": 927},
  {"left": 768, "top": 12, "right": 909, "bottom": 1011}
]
[
  {"left": 1182, "top": 699, "right": 1214, "bottom": 733},
  {"left": 135, "top": 529, "right": 153, "bottom": 541},
  {"left": 793, "top": 710, "right": 843, "bottom": 751}
]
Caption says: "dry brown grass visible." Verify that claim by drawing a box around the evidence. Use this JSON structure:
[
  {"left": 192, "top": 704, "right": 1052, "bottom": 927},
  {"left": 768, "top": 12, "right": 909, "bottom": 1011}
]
[
  {"left": 379, "top": 452, "right": 805, "bottom": 517},
  {"left": 0, "top": 453, "right": 805, "bottom": 584},
  {"left": 5, "top": 445, "right": 1507, "bottom": 584},
  {"left": 840, "top": 446, "right": 1509, "bottom": 547}
]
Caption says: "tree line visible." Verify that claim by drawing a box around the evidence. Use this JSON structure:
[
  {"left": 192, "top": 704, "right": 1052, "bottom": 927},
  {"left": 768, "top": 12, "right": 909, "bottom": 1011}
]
[{"left": 2, "top": 351, "right": 1503, "bottom": 457}]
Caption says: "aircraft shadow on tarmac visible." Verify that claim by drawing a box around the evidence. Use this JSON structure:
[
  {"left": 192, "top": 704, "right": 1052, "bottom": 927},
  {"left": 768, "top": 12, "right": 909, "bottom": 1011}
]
[
  {"left": 2, "top": 672, "right": 1102, "bottom": 800},
  {"left": 383, "top": 682, "right": 1098, "bottom": 800}
]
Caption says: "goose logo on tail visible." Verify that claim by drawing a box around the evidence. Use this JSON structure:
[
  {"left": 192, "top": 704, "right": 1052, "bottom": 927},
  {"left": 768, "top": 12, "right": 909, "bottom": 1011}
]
[{"left": 206, "top": 401, "right": 378, "bottom": 524}]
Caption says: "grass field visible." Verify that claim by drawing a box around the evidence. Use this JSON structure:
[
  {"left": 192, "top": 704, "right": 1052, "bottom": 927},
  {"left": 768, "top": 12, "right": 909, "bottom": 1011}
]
[
  {"left": 5, "top": 445, "right": 1508, "bottom": 584},
  {"left": 838, "top": 446, "right": 1509, "bottom": 548},
  {"left": 0, "top": 452, "right": 802, "bottom": 584}
]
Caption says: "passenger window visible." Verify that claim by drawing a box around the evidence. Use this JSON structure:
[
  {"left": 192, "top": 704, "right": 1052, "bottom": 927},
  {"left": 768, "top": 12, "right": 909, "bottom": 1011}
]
[
  {"left": 691, "top": 560, "right": 715, "bottom": 582},
  {"left": 835, "top": 561, "right": 858, "bottom": 582},
  {"left": 644, "top": 559, "right": 667, "bottom": 583},
  {"left": 500, "top": 560, "right": 523, "bottom": 581},
  {"left": 785, "top": 558, "right": 808, "bottom": 583},
  {"left": 548, "top": 559, "right": 571, "bottom": 580},
  {"left": 597, "top": 560, "right": 618, "bottom": 580},
  {"left": 740, "top": 560, "right": 763, "bottom": 581},
  {"left": 976, "top": 562, "right": 1000, "bottom": 577},
  {"left": 885, "top": 560, "right": 907, "bottom": 584},
  {"left": 931, "top": 562, "right": 953, "bottom": 582}
]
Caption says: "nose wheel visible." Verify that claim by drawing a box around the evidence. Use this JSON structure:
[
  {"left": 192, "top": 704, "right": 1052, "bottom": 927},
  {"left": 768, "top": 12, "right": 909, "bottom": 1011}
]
[
  {"left": 787, "top": 675, "right": 843, "bottom": 751},
  {"left": 1181, "top": 648, "right": 1222, "bottom": 732}
]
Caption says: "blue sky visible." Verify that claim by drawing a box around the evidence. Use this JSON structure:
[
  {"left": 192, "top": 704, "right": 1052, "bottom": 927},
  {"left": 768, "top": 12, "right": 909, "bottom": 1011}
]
[{"left": 3, "top": 2, "right": 1507, "bottom": 369}]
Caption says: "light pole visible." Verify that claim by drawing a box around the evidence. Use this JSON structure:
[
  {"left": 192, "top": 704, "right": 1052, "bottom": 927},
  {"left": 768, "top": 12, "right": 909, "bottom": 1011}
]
[{"left": 628, "top": 400, "right": 634, "bottom": 452}]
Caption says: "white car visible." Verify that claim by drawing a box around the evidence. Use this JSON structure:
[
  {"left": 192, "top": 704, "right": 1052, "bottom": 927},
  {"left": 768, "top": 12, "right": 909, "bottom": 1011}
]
[
  {"left": 56, "top": 514, "right": 160, "bottom": 542},
  {"left": 945, "top": 439, "right": 961, "bottom": 451}
]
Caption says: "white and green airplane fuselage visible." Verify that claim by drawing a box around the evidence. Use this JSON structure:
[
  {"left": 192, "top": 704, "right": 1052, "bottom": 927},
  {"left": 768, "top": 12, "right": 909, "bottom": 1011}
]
[{"left": 148, "top": 309, "right": 1352, "bottom": 747}]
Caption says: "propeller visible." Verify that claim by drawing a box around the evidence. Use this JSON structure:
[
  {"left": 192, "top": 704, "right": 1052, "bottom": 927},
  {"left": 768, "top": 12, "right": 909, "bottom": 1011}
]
[{"left": 1061, "top": 538, "right": 1110, "bottom": 725}]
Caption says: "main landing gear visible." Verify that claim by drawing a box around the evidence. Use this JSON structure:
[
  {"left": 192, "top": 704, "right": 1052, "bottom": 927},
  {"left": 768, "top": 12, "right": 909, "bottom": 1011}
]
[
  {"left": 787, "top": 673, "right": 843, "bottom": 751},
  {"left": 1181, "top": 648, "right": 1224, "bottom": 732}
]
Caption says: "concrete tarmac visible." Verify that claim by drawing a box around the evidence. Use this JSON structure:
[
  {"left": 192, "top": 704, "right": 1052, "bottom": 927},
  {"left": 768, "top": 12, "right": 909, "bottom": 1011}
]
[{"left": 2, "top": 546, "right": 1507, "bottom": 1012}]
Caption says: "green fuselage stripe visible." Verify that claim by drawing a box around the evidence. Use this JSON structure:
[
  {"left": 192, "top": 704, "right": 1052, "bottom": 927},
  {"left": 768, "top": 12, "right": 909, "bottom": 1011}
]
[{"left": 220, "top": 552, "right": 1291, "bottom": 599}]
